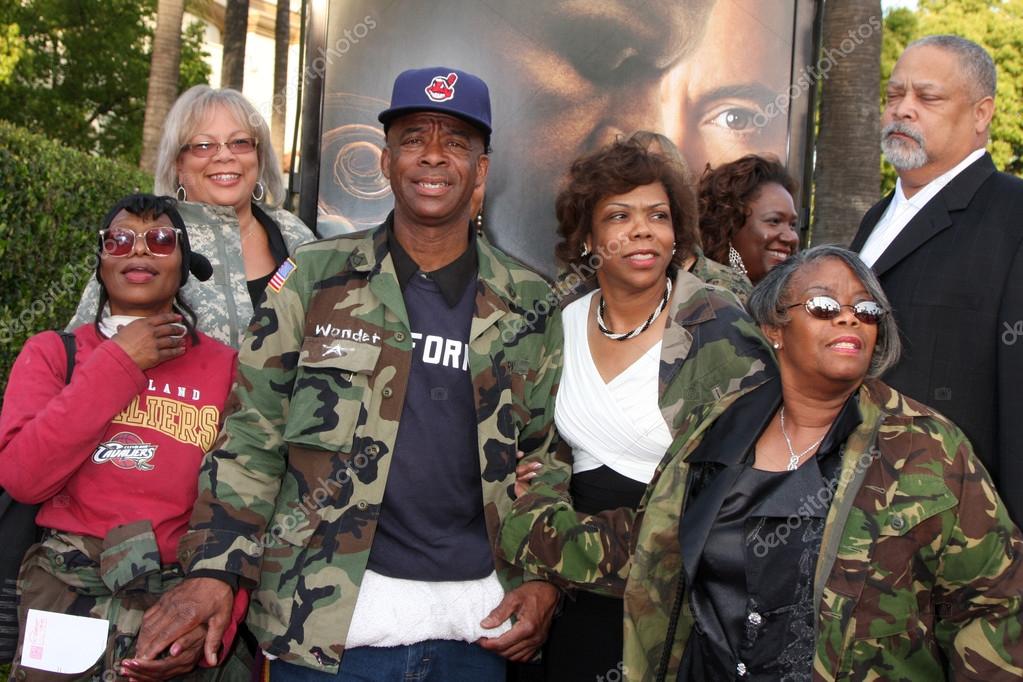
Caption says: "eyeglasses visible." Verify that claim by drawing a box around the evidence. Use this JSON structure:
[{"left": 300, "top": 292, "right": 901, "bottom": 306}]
[
  {"left": 179, "top": 137, "right": 258, "bottom": 157},
  {"left": 100, "top": 227, "right": 181, "bottom": 257},
  {"left": 785, "top": 295, "right": 887, "bottom": 324}
]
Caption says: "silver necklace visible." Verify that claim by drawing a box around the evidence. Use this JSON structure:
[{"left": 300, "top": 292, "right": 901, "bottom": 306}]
[
  {"left": 779, "top": 406, "right": 826, "bottom": 471},
  {"left": 596, "top": 277, "right": 672, "bottom": 341}
]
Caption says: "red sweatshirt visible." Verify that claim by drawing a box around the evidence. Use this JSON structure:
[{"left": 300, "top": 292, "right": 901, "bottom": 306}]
[{"left": 0, "top": 325, "right": 237, "bottom": 564}]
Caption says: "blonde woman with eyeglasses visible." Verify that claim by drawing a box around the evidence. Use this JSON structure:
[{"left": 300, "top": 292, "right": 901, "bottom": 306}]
[{"left": 68, "top": 86, "right": 316, "bottom": 349}]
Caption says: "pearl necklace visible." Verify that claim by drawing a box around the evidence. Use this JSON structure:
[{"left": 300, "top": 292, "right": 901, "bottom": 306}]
[
  {"left": 779, "top": 406, "right": 826, "bottom": 471},
  {"left": 596, "top": 277, "right": 672, "bottom": 341}
]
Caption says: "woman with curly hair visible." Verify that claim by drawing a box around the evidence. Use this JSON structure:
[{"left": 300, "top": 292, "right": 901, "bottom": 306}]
[
  {"left": 509, "top": 139, "right": 775, "bottom": 681},
  {"left": 698, "top": 154, "right": 799, "bottom": 284}
]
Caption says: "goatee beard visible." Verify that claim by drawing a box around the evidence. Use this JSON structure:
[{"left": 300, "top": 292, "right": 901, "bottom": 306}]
[{"left": 880, "top": 121, "right": 928, "bottom": 170}]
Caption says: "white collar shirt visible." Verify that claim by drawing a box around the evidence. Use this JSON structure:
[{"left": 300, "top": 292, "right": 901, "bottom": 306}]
[{"left": 859, "top": 148, "right": 986, "bottom": 267}]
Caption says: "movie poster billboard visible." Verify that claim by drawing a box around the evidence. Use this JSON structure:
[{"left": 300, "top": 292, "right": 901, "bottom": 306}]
[{"left": 305, "top": 0, "right": 819, "bottom": 277}]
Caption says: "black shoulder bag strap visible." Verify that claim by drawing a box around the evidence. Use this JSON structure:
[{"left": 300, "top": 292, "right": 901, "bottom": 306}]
[
  {"left": 0, "top": 331, "right": 76, "bottom": 662},
  {"left": 58, "top": 331, "right": 76, "bottom": 383}
]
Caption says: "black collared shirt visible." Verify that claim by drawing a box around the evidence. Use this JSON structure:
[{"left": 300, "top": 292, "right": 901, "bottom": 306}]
[{"left": 387, "top": 223, "right": 478, "bottom": 308}]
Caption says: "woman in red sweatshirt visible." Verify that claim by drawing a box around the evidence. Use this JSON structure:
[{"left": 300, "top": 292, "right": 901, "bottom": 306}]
[{"left": 0, "top": 194, "right": 243, "bottom": 681}]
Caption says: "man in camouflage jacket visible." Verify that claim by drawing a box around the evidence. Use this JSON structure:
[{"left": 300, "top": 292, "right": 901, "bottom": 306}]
[
  {"left": 502, "top": 378, "right": 1023, "bottom": 680},
  {"left": 131, "top": 68, "right": 562, "bottom": 677}
]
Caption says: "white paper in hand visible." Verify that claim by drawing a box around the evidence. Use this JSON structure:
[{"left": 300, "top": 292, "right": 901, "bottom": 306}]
[{"left": 20, "top": 609, "right": 108, "bottom": 673}]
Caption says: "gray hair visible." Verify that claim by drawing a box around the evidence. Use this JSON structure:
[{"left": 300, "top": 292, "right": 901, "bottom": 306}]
[
  {"left": 154, "top": 85, "right": 285, "bottom": 205},
  {"left": 748, "top": 245, "right": 901, "bottom": 378},
  {"left": 907, "top": 35, "right": 996, "bottom": 100}
]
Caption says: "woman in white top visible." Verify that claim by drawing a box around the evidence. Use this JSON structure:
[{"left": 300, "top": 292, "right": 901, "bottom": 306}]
[{"left": 511, "top": 139, "right": 775, "bottom": 681}]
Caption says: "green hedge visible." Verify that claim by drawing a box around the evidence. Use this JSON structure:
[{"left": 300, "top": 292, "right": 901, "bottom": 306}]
[{"left": 0, "top": 120, "right": 153, "bottom": 398}]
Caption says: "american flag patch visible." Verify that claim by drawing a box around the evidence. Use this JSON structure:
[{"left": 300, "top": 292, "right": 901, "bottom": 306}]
[{"left": 268, "top": 258, "right": 297, "bottom": 293}]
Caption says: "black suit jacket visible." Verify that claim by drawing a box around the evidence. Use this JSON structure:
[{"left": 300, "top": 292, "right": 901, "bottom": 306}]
[{"left": 850, "top": 153, "right": 1023, "bottom": 525}]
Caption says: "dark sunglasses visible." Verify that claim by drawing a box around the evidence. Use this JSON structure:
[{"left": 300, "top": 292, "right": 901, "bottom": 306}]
[
  {"left": 100, "top": 227, "right": 181, "bottom": 257},
  {"left": 179, "top": 137, "right": 258, "bottom": 158},
  {"left": 785, "top": 295, "right": 886, "bottom": 324}
]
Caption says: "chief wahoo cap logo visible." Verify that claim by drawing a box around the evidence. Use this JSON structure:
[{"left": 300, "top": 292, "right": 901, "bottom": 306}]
[{"left": 424, "top": 72, "right": 458, "bottom": 102}]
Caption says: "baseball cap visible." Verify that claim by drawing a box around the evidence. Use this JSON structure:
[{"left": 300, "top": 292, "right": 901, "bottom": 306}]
[{"left": 378, "top": 67, "right": 492, "bottom": 138}]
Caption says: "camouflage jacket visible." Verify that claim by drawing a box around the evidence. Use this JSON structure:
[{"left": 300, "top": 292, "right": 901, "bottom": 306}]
[
  {"left": 176, "top": 221, "right": 561, "bottom": 671},
  {"left": 68, "top": 201, "right": 316, "bottom": 349},
  {"left": 688, "top": 247, "right": 752, "bottom": 306},
  {"left": 510, "top": 378, "right": 1023, "bottom": 680},
  {"left": 498, "top": 268, "right": 775, "bottom": 597}
]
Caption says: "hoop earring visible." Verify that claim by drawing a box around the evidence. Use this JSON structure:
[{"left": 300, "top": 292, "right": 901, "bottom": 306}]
[
  {"left": 176, "top": 184, "right": 187, "bottom": 202},
  {"left": 728, "top": 242, "right": 748, "bottom": 277},
  {"left": 251, "top": 182, "right": 265, "bottom": 202}
]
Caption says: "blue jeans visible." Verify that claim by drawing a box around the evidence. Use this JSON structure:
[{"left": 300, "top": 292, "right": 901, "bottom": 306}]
[{"left": 270, "top": 640, "right": 506, "bottom": 682}]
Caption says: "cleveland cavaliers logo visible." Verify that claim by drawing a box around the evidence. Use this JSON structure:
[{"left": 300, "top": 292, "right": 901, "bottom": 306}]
[{"left": 91, "top": 432, "right": 157, "bottom": 471}]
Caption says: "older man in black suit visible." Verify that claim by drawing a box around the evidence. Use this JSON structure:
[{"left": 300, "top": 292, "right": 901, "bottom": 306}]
[{"left": 850, "top": 35, "right": 1023, "bottom": 525}]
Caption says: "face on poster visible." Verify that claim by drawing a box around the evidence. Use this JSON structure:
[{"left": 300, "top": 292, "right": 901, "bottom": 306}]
[{"left": 314, "top": 0, "right": 813, "bottom": 276}]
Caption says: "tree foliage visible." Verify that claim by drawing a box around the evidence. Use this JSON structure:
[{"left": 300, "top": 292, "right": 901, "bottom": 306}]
[
  {"left": 881, "top": 0, "right": 1023, "bottom": 191},
  {"left": 0, "top": 120, "right": 153, "bottom": 398},
  {"left": 0, "top": 22, "right": 21, "bottom": 83},
  {"left": 0, "top": 0, "right": 211, "bottom": 165}
]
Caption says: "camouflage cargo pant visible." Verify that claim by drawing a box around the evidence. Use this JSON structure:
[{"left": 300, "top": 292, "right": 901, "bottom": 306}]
[{"left": 10, "top": 521, "right": 251, "bottom": 682}]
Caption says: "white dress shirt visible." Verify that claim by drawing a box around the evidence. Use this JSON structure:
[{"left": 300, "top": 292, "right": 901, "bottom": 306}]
[{"left": 859, "top": 148, "right": 986, "bottom": 267}]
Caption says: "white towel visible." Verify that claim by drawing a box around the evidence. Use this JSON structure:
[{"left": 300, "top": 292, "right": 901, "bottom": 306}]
[{"left": 344, "top": 569, "right": 513, "bottom": 648}]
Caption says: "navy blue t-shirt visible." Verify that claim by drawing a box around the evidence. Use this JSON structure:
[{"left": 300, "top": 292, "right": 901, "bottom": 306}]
[{"left": 366, "top": 232, "right": 493, "bottom": 581}]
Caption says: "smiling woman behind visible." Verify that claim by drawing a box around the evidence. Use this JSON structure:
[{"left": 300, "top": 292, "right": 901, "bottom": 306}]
[
  {"left": 698, "top": 154, "right": 799, "bottom": 285},
  {"left": 68, "top": 87, "right": 316, "bottom": 348}
]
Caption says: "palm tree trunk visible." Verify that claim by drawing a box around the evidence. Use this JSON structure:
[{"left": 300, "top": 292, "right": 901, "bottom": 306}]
[
  {"left": 811, "top": 0, "right": 883, "bottom": 246},
  {"left": 271, "top": 0, "right": 290, "bottom": 162},
  {"left": 221, "top": 0, "right": 249, "bottom": 91},
  {"left": 139, "top": 0, "right": 185, "bottom": 173}
]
